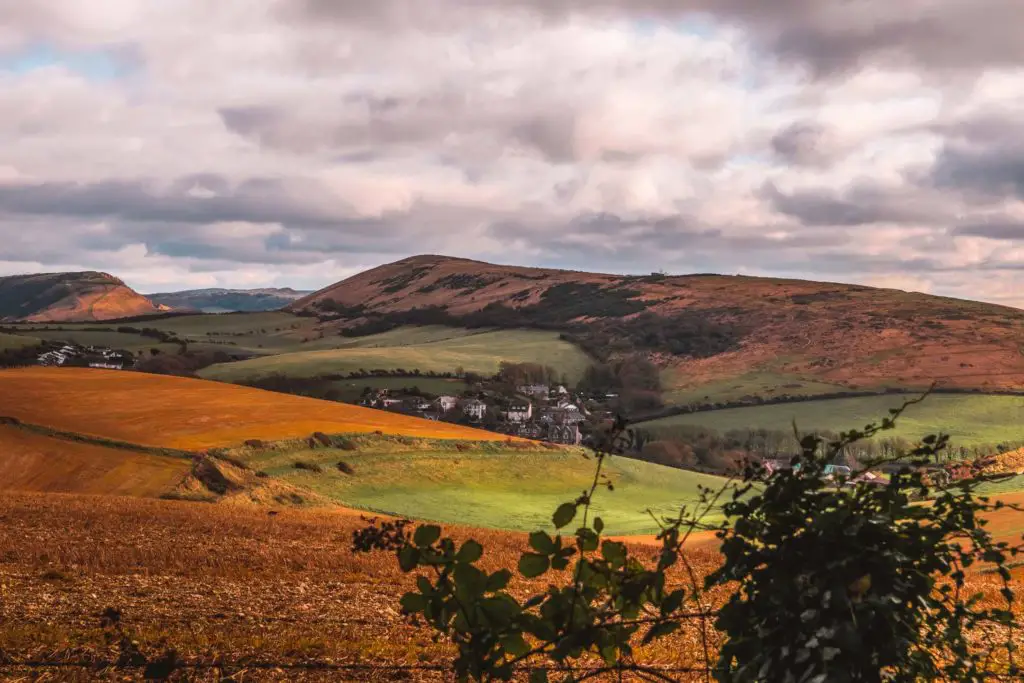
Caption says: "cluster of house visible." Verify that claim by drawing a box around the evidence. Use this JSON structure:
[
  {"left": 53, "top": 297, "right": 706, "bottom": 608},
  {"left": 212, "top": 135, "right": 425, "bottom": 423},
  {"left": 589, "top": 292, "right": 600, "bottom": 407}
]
[
  {"left": 359, "top": 383, "right": 591, "bottom": 445},
  {"left": 37, "top": 343, "right": 133, "bottom": 370}
]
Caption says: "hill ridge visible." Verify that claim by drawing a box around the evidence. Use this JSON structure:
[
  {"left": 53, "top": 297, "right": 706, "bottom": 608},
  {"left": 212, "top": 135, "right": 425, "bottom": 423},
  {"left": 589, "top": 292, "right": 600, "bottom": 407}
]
[
  {"left": 0, "top": 271, "right": 162, "bottom": 322},
  {"left": 290, "top": 254, "right": 1024, "bottom": 394}
]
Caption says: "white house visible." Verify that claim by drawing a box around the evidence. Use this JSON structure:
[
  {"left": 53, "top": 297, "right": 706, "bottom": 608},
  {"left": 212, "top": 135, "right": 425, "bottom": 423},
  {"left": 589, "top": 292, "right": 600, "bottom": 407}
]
[
  {"left": 517, "top": 384, "right": 549, "bottom": 397},
  {"left": 435, "top": 395, "right": 459, "bottom": 413},
  {"left": 89, "top": 361, "right": 122, "bottom": 370},
  {"left": 461, "top": 399, "right": 487, "bottom": 420},
  {"left": 504, "top": 401, "right": 533, "bottom": 423}
]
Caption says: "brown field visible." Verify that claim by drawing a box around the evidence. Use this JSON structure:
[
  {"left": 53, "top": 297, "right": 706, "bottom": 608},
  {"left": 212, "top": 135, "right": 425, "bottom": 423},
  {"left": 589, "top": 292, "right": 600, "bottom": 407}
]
[
  {"left": 0, "top": 367, "right": 510, "bottom": 449},
  {"left": 0, "top": 425, "right": 189, "bottom": 497},
  {"left": 0, "top": 492, "right": 1020, "bottom": 681}
]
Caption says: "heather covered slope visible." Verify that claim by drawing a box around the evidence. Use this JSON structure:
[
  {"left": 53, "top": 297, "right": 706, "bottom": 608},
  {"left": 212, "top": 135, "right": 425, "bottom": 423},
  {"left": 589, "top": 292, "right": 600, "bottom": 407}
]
[
  {"left": 0, "top": 271, "right": 162, "bottom": 322},
  {"left": 292, "top": 255, "right": 1024, "bottom": 394}
]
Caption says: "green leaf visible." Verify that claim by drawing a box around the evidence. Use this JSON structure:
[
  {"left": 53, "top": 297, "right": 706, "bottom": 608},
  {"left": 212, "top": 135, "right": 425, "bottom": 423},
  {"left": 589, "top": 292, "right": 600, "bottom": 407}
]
[
  {"left": 454, "top": 562, "right": 487, "bottom": 598},
  {"left": 529, "top": 670, "right": 549, "bottom": 683},
  {"left": 399, "top": 592, "right": 427, "bottom": 614},
  {"left": 486, "top": 568, "right": 512, "bottom": 592},
  {"left": 500, "top": 632, "right": 530, "bottom": 657},
  {"left": 601, "top": 540, "right": 627, "bottom": 567},
  {"left": 413, "top": 524, "right": 441, "bottom": 547},
  {"left": 480, "top": 595, "right": 521, "bottom": 625},
  {"left": 456, "top": 539, "right": 483, "bottom": 564},
  {"left": 552, "top": 502, "right": 577, "bottom": 529},
  {"left": 529, "top": 530, "right": 556, "bottom": 554},
  {"left": 397, "top": 545, "right": 419, "bottom": 572},
  {"left": 594, "top": 517, "right": 604, "bottom": 534},
  {"left": 643, "top": 621, "right": 679, "bottom": 644},
  {"left": 576, "top": 527, "right": 599, "bottom": 552},
  {"left": 519, "top": 552, "right": 551, "bottom": 578}
]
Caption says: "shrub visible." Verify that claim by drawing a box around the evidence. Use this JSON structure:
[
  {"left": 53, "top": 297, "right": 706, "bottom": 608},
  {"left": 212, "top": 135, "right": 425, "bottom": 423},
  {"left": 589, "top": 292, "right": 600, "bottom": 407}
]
[
  {"left": 336, "top": 461, "right": 355, "bottom": 475},
  {"left": 293, "top": 460, "right": 323, "bottom": 474},
  {"left": 355, "top": 398, "right": 1022, "bottom": 681}
]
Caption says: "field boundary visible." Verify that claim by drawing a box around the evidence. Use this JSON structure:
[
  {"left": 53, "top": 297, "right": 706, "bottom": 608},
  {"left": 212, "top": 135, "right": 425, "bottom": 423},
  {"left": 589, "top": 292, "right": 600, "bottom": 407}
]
[
  {"left": 0, "top": 416, "right": 199, "bottom": 460},
  {"left": 0, "top": 415, "right": 555, "bottom": 463}
]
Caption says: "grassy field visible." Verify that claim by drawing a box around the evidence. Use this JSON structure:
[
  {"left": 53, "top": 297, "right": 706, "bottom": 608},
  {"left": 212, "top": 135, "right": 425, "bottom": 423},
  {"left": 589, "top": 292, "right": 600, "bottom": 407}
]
[
  {"left": 0, "top": 424, "right": 189, "bottom": 496},
  {"left": 0, "top": 331, "right": 40, "bottom": 350},
  {"left": 242, "top": 443, "right": 735, "bottom": 535},
  {"left": 0, "top": 367, "right": 507, "bottom": 449},
  {"left": 199, "top": 328, "right": 593, "bottom": 383},
  {"left": 639, "top": 393, "right": 1024, "bottom": 447},
  {"left": 662, "top": 370, "right": 852, "bottom": 405}
]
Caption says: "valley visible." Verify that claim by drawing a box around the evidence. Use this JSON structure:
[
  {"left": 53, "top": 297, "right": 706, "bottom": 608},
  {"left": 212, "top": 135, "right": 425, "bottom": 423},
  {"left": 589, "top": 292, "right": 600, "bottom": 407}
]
[{"left": 1, "top": 258, "right": 1022, "bottom": 680}]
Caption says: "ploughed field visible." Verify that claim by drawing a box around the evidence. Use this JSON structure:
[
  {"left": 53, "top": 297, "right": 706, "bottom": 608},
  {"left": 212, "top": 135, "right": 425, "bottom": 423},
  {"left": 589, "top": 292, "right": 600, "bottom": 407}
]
[{"left": 1, "top": 492, "right": 1020, "bottom": 681}]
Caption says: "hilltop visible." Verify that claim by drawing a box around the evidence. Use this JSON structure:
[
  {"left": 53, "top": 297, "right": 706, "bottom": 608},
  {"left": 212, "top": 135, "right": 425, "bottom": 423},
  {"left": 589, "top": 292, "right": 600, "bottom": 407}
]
[
  {"left": 0, "top": 271, "right": 163, "bottom": 322},
  {"left": 292, "top": 255, "right": 1024, "bottom": 393},
  {"left": 147, "top": 287, "right": 312, "bottom": 313}
]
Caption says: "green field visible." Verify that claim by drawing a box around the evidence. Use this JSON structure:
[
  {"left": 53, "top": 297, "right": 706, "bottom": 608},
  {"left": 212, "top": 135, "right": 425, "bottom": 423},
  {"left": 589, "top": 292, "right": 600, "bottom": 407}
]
[
  {"left": 662, "top": 371, "right": 853, "bottom": 405},
  {"left": 200, "top": 329, "right": 593, "bottom": 384},
  {"left": 639, "top": 393, "right": 1024, "bottom": 448},
  {"left": 242, "top": 442, "right": 735, "bottom": 535},
  {"left": 0, "top": 332, "right": 41, "bottom": 350}
]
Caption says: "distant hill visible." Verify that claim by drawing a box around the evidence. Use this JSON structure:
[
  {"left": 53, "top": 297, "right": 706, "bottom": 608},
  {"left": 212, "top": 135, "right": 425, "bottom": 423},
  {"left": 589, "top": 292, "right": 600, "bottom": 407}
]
[
  {"left": 147, "top": 287, "right": 312, "bottom": 313},
  {"left": 0, "top": 271, "right": 163, "bottom": 322},
  {"left": 291, "top": 255, "right": 1024, "bottom": 393}
]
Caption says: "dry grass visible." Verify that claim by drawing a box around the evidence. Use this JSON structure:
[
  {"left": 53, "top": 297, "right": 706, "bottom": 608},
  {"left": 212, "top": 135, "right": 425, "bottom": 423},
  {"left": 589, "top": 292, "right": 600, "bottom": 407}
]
[
  {"left": 0, "top": 367, "right": 510, "bottom": 449},
  {"left": 0, "top": 424, "right": 189, "bottom": 497},
  {"left": 0, "top": 492, "right": 1019, "bottom": 681}
]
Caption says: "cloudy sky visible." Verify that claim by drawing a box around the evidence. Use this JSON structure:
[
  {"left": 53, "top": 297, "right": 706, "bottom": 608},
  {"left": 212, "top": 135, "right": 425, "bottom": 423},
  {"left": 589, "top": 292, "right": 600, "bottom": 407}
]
[{"left": 1, "top": 1, "right": 1023, "bottom": 305}]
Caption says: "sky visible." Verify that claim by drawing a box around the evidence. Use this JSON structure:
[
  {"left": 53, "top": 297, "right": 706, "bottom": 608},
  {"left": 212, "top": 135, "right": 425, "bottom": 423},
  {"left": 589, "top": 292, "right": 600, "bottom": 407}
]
[{"left": 0, "top": 1, "right": 1023, "bottom": 306}]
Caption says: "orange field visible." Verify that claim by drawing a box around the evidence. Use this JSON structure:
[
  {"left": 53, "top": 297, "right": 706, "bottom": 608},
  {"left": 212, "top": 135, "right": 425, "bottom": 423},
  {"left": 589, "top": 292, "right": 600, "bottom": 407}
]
[
  {"left": 0, "top": 367, "right": 509, "bottom": 449},
  {"left": 0, "top": 424, "right": 189, "bottom": 497}
]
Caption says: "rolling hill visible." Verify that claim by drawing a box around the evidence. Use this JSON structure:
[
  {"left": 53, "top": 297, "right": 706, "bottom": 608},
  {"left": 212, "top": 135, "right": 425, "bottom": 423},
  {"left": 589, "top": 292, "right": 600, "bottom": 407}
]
[
  {"left": 0, "top": 271, "right": 163, "bottom": 322},
  {"left": 0, "top": 367, "right": 743, "bottom": 533},
  {"left": 291, "top": 255, "right": 1024, "bottom": 395},
  {"left": 147, "top": 287, "right": 312, "bottom": 313}
]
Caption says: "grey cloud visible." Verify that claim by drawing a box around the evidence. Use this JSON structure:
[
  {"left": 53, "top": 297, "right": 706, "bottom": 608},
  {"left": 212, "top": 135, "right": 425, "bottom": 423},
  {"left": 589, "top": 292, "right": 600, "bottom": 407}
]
[
  {"left": 288, "top": 0, "right": 1024, "bottom": 75},
  {"left": 770, "top": 122, "right": 835, "bottom": 167},
  {"left": 0, "top": 177, "right": 354, "bottom": 228},
  {"left": 220, "top": 99, "right": 580, "bottom": 163},
  {"left": 931, "top": 143, "right": 1024, "bottom": 200},
  {"left": 762, "top": 183, "right": 939, "bottom": 227},
  {"left": 954, "top": 221, "right": 1024, "bottom": 241}
]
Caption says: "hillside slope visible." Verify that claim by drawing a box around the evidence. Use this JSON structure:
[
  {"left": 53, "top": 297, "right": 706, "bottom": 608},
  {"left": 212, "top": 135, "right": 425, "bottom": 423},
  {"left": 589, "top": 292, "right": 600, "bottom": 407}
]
[
  {"left": 0, "top": 367, "right": 512, "bottom": 449},
  {"left": 291, "top": 255, "right": 1024, "bottom": 393},
  {"left": 0, "top": 271, "right": 162, "bottom": 322},
  {"left": 148, "top": 287, "right": 312, "bottom": 313}
]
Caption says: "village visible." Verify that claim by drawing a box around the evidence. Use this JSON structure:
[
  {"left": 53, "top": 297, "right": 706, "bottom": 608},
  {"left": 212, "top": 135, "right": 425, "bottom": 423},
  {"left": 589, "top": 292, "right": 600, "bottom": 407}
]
[
  {"left": 36, "top": 342, "right": 136, "bottom": 371},
  {"left": 358, "top": 380, "right": 617, "bottom": 446}
]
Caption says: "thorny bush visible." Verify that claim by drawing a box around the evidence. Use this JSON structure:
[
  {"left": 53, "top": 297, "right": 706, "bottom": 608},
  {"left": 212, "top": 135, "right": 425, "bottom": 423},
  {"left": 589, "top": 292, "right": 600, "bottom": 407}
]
[{"left": 354, "top": 396, "right": 1022, "bottom": 682}]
